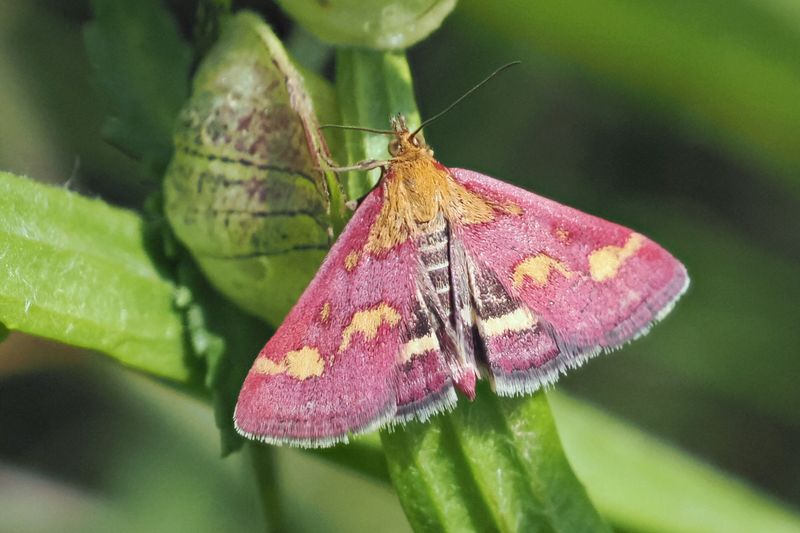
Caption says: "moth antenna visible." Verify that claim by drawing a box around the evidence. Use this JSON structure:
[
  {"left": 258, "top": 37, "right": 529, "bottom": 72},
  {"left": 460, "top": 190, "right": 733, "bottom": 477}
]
[
  {"left": 410, "top": 61, "right": 521, "bottom": 139},
  {"left": 318, "top": 124, "right": 395, "bottom": 135}
]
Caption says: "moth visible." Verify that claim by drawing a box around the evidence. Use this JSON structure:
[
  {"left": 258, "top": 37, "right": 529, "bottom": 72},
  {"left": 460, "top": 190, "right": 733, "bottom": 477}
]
[{"left": 235, "top": 80, "right": 689, "bottom": 448}]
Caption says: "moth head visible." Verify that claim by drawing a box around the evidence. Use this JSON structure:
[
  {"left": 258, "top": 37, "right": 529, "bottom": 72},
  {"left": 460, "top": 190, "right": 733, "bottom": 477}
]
[{"left": 389, "top": 113, "right": 431, "bottom": 158}]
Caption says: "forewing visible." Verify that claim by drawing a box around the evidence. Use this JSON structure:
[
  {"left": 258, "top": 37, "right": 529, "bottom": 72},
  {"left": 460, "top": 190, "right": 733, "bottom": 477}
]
[
  {"left": 234, "top": 189, "right": 421, "bottom": 447},
  {"left": 450, "top": 168, "right": 689, "bottom": 395}
]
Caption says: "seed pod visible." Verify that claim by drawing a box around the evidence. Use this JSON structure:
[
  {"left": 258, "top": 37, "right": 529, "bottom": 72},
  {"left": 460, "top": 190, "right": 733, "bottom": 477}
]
[{"left": 164, "top": 12, "right": 341, "bottom": 326}]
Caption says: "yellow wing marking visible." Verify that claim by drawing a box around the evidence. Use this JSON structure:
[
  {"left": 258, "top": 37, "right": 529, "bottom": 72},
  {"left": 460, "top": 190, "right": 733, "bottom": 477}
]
[
  {"left": 252, "top": 346, "right": 325, "bottom": 380},
  {"left": 339, "top": 303, "right": 401, "bottom": 353},
  {"left": 588, "top": 233, "right": 644, "bottom": 282},
  {"left": 512, "top": 254, "right": 573, "bottom": 288},
  {"left": 480, "top": 308, "right": 536, "bottom": 337},
  {"left": 253, "top": 357, "right": 285, "bottom": 375},
  {"left": 344, "top": 251, "right": 359, "bottom": 272},
  {"left": 284, "top": 347, "right": 325, "bottom": 379},
  {"left": 399, "top": 333, "right": 439, "bottom": 363}
]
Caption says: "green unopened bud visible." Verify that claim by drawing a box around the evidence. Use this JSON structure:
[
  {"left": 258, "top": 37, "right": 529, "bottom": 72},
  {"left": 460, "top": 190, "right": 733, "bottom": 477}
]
[
  {"left": 276, "top": 0, "right": 456, "bottom": 50},
  {"left": 164, "top": 12, "right": 340, "bottom": 326}
]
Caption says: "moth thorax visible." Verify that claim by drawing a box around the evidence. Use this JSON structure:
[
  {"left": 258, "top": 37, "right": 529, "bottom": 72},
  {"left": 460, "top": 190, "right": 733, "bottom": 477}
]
[{"left": 416, "top": 216, "right": 452, "bottom": 314}]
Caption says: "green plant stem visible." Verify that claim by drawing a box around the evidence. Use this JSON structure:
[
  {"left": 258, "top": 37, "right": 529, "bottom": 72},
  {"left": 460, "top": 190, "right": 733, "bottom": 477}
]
[
  {"left": 249, "top": 444, "right": 285, "bottom": 532},
  {"left": 335, "top": 49, "right": 420, "bottom": 199},
  {"left": 335, "top": 48, "right": 610, "bottom": 533}
]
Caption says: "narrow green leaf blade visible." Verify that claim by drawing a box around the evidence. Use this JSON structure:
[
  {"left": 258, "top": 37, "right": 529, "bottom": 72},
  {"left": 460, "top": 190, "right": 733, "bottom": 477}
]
[
  {"left": 0, "top": 172, "right": 190, "bottom": 381},
  {"left": 552, "top": 392, "right": 800, "bottom": 533}
]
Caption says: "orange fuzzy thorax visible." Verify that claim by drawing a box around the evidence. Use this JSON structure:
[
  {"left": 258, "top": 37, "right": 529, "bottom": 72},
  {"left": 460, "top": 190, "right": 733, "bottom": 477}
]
[{"left": 365, "top": 126, "right": 507, "bottom": 254}]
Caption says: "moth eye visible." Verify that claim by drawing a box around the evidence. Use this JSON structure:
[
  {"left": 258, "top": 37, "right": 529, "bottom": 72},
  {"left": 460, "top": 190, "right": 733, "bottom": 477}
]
[
  {"left": 389, "top": 139, "right": 402, "bottom": 156},
  {"left": 410, "top": 136, "right": 421, "bottom": 147}
]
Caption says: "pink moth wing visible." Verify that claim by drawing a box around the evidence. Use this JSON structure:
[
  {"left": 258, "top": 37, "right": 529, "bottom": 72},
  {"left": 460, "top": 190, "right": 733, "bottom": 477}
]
[
  {"left": 449, "top": 168, "right": 689, "bottom": 394},
  {"left": 234, "top": 185, "right": 453, "bottom": 447}
]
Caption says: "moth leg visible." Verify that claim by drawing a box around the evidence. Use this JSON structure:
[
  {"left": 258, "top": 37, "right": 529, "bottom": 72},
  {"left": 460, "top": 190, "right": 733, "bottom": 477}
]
[
  {"left": 315, "top": 146, "right": 339, "bottom": 169},
  {"left": 316, "top": 149, "right": 391, "bottom": 173}
]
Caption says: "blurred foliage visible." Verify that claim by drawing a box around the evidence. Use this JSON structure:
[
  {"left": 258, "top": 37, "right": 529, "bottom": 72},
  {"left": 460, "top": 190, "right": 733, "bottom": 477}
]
[
  {"left": 550, "top": 392, "right": 800, "bottom": 533},
  {"left": 456, "top": 0, "right": 800, "bottom": 195},
  {"left": 1, "top": 0, "right": 800, "bottom": 532},
  {"left": 84, "top": 0, "right": 191, "bottom": 179}
]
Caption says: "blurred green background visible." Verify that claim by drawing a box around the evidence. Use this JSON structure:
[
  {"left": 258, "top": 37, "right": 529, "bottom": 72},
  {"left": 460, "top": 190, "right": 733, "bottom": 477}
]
[{"left": 1, "top": 1, "right": 799, "bottom": 531}]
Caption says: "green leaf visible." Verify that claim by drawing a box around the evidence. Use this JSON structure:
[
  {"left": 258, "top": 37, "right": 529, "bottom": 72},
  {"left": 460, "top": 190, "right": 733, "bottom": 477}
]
[
  {"left": 335, "top": 49, "right": 608, "bottom": 532},
  {"left": 310, "top": 433, "right": 390, "bottom": 482},
  {"left": 459, "top": 0, "right": 800, "bottom": 194},
  {"left": 276, "top": 0, "right": 456, "bottom": 50},
  {"left": 310, "top": 392, "right": 800, "bottom": 533},
  {"left": 175, "top": 255, "right": 271, "bottom": 454},
  {"left": 249, "top": 444, "right": 286, "bottom": 531},
  {"left": 84, "top": 0, "right": 191, "bottom": 175},
  {"left": 0, "top": 171, "right": 190, "bottom": 381},
  {"left": 551, "top": 392, "right": 800, "bottom": 533},
  {"left": 192, "top": 0, "right": 232, "bottom": 58},
  {"left": 383, "top": 391, "right": 610, "bottom": 532}
]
